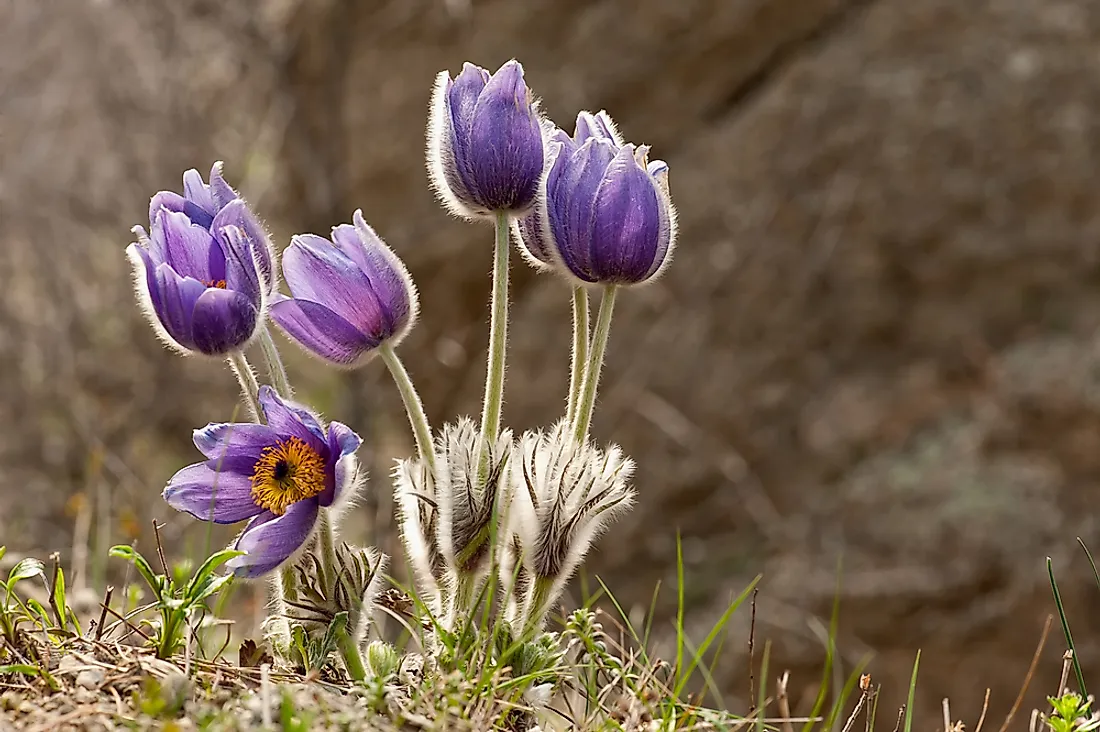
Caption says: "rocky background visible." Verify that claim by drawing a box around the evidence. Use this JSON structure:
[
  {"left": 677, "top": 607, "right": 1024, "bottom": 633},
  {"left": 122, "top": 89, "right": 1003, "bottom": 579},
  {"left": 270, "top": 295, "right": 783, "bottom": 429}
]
[{"left": 3, "top": 0, "right": 1099, "bottom": 719}]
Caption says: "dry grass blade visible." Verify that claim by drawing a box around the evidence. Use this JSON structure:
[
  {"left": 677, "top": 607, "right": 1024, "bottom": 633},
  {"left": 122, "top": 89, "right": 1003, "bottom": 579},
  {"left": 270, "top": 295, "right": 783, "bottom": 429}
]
[
  {"left": 841, "top": 674, "right": 873, "bottom": 732},
  {"left": 974, "top": 688, "right": 991, "bottom": 732},
  {"left": 998, "top": 613, "right": 1052, "bottom": 732},
  {"left": 777, "top": 671, "right": 794, "bottom": 732}
]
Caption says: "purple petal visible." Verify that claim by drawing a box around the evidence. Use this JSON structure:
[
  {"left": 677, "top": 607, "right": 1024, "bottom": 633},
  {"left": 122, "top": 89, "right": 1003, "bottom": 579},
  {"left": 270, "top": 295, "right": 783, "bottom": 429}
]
[
  {"left": 190, "top": 287, "right": 258, "bottom": 355},
  {"left": 447, "top": 63, "right": 492, "bottom": 207},
  {"left": 282, "top": 235, "right": 389, "bottom": 335},
  {"left": 149, "top": 191, "right": 188, "bottom": 225},
  {"left": 574, "top": 110, "right": 623, "bottom": 146},
  {"left": 163, "top": 462, "right": 262, "bottom": 524},
  {"left": 270, "top": 298, "right": 377, "bottom": 365},
  {"left": 183, "top": 168, "right": 216, "bottom": 215},
  {"left": 218, "top": 224, "right": 263, "bottom": 305},
  {"left": 351, "top": 211, "right": 414, "bottom": 330},
  {"left": 193, "top": 422, "right": 279, "bottom": 461},
  {"left": 212, "top": 200, "right": 274, "bottom": 291},
  {"left": 320, "top": 420, "right": 362, "bottom": 507},
  {"left": 129, "top": 243, "right": 165, "bottom": 317},
  {"left": 257, "top": 386, "right": 328, "bottom": 451},
  {"left": 153, "top": 264, "right": 207, "bottom": 348},
  {"left": 513, "top": 205, "right": 554, "bottom": 267},
  {"left": 208, "top": 162, "right": 239, "bottom": 212},
  {"left": 229, "top": 502, "right": 319, "bottom": 578},
  {"left": 464, "top": 60, "right": 543, "bottom": 211},
  {"left": 548, "top": 139, "right": 616, "bottom": 282},
  {"left": 156, "top": 209, "right": 222, "bottom": 282},
  {"left": 590, "top": 145, "right": 663, "bottom": 283}
]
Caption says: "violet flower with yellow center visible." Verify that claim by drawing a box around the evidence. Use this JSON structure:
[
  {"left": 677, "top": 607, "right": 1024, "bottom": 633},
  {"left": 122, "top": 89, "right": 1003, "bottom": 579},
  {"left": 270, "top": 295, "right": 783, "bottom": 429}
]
[{"left": 163, "top": 386, "right": 362, "bottom": 578}]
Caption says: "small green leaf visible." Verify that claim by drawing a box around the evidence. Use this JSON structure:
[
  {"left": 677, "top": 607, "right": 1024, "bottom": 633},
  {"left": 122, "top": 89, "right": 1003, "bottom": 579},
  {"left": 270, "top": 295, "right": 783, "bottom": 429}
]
[
  {"left": 0, "top": 546, "right": 7, "bottom": 563},
  {"left": 0, "top": 664, "right": 41, "bottom": 676},
  {"left": 8, "top": 558, "right": 44, "bottom": 586},
  {"left": 50, "top": 563, "right": 68, "bottom": 630},
  {"left": 109, "top": 546, "right": 163, "bottom": 596},
  {"left": 184, "top": 549, "right": 243, "bottom": 601}
]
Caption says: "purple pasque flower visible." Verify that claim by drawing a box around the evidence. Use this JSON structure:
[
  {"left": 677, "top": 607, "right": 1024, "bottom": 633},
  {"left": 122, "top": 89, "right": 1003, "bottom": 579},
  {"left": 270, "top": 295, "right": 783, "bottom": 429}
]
[
  {"left": 127, "top": 164, "right": 274, "bottom": 355},
  {"left": 269, "top": 209, "right": 418, "bottom": 367},
  {"left": 517, "top": 111, "right": 677, "bottom": 286},
  {"left": 163, "top": 386, "right": 362, "bottom": 579},
  {"left": 427, "top": 59, "right": 545, "bottom": 218},
  {"left": 148, "top": 163, "right": 276, "bottom": 291}
]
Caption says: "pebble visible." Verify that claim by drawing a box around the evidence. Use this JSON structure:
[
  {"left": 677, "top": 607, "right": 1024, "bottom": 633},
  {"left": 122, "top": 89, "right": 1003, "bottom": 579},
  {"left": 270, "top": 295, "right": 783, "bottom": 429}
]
[{"left": 76, "top": 667, "right": 106, "bottom": 689}]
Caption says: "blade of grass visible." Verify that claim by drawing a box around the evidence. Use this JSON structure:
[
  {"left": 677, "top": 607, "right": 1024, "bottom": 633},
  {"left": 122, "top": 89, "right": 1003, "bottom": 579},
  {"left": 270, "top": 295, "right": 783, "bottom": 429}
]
[
  {"left": 755, "top": 640, "right": 772, "bottom": 732},
  {"left": 1048, "top": 557, "right": 1087, "bottom": 695},
  {"left": 903, "top": 650, "right": 920, "bottom": 732},
  {"left": 1078, "top": 538, "right": 1100, "bottom": 594},
  {"left": 673, "top": 576, "right": 761, "bottom": 699},
  {"left": 802, "top": 584, "right": 842, "bottom": 732},
  {"left": 675, "top": 533, "right": 685, "bottom": 689},
  {"left": 642, "top": 578, "right": 662, "bottom": 650}
]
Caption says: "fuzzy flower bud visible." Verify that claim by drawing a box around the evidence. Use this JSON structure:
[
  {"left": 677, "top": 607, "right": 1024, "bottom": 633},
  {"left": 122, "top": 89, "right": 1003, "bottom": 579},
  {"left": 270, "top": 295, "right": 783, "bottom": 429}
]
[
  {"left": 434, "top": 419, "right": 514, "bottom": 579},
  {"left": 283, "top": 543, "right": 387, "bottom": 643},
  {"left": 427, "top": 60, "right": 545, "bottom": 218},
  {"left": 515, "top": 111, "right": 677, "bottom": 285},
  {"left": 270, "top": 209, "right": 419, "bottom": 367},
  {"left": 393, "top": 457, "right": 445, "bottom": 610},
  {"left": 128, "top": 163, "right": 275, "bottom": 355},
  {"left": 513, "top": 420, "right": 635, "bottom": 630}
]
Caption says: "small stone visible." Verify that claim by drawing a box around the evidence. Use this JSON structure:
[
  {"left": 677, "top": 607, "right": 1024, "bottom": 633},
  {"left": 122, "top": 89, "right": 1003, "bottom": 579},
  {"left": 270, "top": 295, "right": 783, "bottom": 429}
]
[
  {"left": 73, "top": 686, "right": 97, "bottom": 704},
  {"left": 76, "top": 667, "right": 105, "bottom": 689}
]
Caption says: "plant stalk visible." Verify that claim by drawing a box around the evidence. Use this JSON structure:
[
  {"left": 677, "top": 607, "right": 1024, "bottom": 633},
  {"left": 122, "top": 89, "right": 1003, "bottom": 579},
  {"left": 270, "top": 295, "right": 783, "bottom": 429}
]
[
  {"left": 478, "top": 211, "right": 511, "bottom": 482},
  {"left": 573, "top": 285, "right": 618, "bottom": 441},
  {"left": 380, "top": 345, "right": 436, "bottom": 473},
  {"left": 566, "top": 286, "right": 590, "bottom": 425},
  {"left": 226, "top": 351, "right": 262, "bottom": 422},
  {"left": 257, "top": 327, "right": 293, "bottom": 399}
]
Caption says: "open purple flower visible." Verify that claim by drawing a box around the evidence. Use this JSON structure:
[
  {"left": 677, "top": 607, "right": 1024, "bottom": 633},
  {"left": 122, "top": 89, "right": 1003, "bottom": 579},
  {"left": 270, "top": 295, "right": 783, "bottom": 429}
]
[
  {"left": 515, "top": 111, "right": 677, "bottom": 285},
  {"left": 127, "top": 164, "right": 274, "bottom": 355},
  {"left": 427, "top": 60, "right": 545, "bottom": 218},
  {"left": 163, "top": 386, "right": 362, "bottom": 578},
  {"left": 270, "top": 209, "right": 418, "bottom": 367}
]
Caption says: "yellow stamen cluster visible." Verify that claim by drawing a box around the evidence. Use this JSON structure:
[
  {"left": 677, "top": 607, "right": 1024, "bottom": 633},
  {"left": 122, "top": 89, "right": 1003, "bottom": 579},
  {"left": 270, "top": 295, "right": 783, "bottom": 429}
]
[
  {"left": 250, "top": 437, "right": 326, "bottom": 515},
  {"left": 203, "top": 279, "right": 228, "bottom": 289}
]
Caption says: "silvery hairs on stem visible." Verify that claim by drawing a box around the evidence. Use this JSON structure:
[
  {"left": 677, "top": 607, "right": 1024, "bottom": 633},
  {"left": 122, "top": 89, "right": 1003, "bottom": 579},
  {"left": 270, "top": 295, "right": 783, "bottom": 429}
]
[{"left": 511, "top": 419, "right": 635, "bottom": 633}]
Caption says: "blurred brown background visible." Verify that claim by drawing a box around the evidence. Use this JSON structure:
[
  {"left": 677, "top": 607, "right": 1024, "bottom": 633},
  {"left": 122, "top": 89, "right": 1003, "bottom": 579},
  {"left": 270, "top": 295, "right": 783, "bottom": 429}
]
[{"left": 3, "top": 0, "right": 1099, "bottom": 721}]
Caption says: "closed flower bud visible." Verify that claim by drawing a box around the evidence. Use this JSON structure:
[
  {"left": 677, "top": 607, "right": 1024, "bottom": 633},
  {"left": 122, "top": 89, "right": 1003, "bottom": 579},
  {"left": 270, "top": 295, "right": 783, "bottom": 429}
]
[
  {"left": 427, "top": 60, "right": 545, "bottom": 218},
  {"left": 515, "top": 111, "right": 677, "bottom": 285},
  {"left": 393, "top": 457, "right": 445, "bottom": 610},
  {"left": 434, "top": 418, "right": 514, "bottom": 579},
  {"left": 513, "top": 420, "right": 635, "bottom": 631},
  {"left": 128, "top": 163, "right": 273, "bottom": 355},
  {"left": 366, "top": 640, "right": 401, "bottom": 680},
  {"left": 270, "top": 209, "right": 418, "bottom": 367}
]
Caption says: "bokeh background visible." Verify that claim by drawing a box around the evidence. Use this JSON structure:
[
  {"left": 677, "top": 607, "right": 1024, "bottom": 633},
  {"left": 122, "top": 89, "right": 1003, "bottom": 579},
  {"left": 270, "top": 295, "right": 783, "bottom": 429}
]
[{"left": 3, "top": 0, "right": 1099, "bottom": 720}]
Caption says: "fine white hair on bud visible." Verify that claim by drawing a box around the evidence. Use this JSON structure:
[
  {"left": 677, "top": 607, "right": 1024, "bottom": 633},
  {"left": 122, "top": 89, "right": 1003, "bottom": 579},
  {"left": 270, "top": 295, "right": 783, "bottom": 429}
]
[
  {"left": 393, "top": 457, "right": 444, "bottom": 611},
  {"left": 512, "top": 420, "right": 635, "bottom": 630},
  {"left": 434, "top": 418, "right": 515, "bottom": 579}
]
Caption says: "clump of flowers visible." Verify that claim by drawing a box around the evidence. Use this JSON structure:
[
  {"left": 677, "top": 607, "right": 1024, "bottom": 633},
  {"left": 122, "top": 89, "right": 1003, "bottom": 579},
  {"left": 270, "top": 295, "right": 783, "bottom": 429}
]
[{"left": 122, "top": 58, "right": 676, "bottom": 715}]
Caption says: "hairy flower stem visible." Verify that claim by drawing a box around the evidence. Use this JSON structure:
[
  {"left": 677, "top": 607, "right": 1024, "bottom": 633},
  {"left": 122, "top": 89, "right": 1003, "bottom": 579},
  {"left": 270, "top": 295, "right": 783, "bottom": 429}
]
[
  {"left": 380, "top": 345, "right": 436, "bottom": 473},
  {"left": 446, "top": 572, "right": 480, "bottom": 631},
  {"left": 573, "top": 285, "right": 618, "bottom": 441},
  {"left": 520, "top": 576, "right": 556, "bottom": 638},
  {"left": 226, "top": 351, "right": 262, "bottom": 422},
  {"left": 334, "top": 621, "right": 368, "bottom": 682},
  {"left": 566, "top": 286, "right": 590, "bottom": 425},
  {"left": 258, "top": 327, "right": 293, "bottom": 399},
  {"left": 478, "top": 211, "right": 511, "bottom": 483},
  {"left": 316, "top": 512, "right": 340, "bottom": 591}
]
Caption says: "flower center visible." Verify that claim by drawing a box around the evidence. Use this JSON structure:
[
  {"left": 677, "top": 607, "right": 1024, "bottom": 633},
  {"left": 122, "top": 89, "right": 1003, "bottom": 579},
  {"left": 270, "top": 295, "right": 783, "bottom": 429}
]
[
  {"left": 203, "top": 279, "right": 228, "bottom": 289},
  {"left": 250, "top": 437, "right": 326, "bottom": 515}
]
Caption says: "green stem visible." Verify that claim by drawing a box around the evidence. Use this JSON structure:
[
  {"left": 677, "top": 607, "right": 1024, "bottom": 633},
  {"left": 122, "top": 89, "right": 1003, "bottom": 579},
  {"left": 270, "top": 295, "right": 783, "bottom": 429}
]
[
  {"left": 521, "top": 576, "right": 556, "bottom": 638},
  {"left": 278, "top": 565, "right": 298, "bottom": 604},
  {"left": 258, "top": 327, "right": 293, "bottom": 399},
  {"left": 379, "top": 345, "right": 436, "bottom": 473},
  {"left": 566, "top": 286, "right": 590, "bottom": 425},
  {"left": 572, "top": 285, "right": 618, "bottom": 442},
  {"left": 226, "top": 351, "right": 262, "bottom": 422},
  {"left": 335, "top": 622, "right": 367, "bottom": 682},
  {"left": 316, "top": 512, "right": 340, "bottom": 591},
  {"left": 478, "top": 211, "right": 511, "bottom": 482}
]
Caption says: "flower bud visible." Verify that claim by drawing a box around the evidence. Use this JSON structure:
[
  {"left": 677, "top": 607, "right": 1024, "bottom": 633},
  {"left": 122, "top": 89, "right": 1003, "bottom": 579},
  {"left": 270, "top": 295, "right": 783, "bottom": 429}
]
[
  {"left": 427, "top": 60, "right": 545, "bottom": 218},
  {"left": 514, "top": 111, "right": 677, "bottom": 285},
  {"left": 366, "top": 640, "right": 401, "bottom": 679},
  {"left": 270, "top": 209, "right": 418, "bottom": 367}
]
